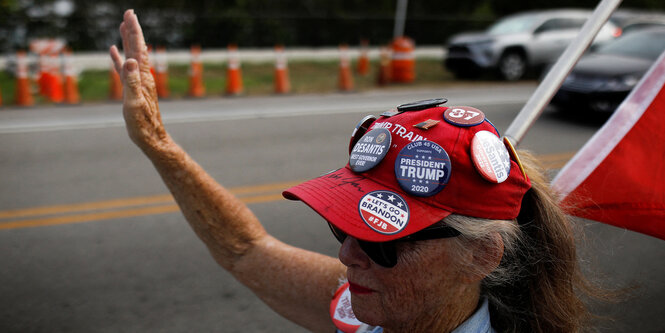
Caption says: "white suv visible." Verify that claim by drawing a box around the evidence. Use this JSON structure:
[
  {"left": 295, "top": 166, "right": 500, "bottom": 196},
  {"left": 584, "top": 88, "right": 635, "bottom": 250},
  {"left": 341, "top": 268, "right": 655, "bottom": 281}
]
[{"left": 444, "top": 9, "right": 621, "bottom": 80}]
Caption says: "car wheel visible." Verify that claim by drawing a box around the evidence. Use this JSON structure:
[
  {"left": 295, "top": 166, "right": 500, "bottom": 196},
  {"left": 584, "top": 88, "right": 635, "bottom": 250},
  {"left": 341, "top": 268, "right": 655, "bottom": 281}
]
[{"left": 499, "top": 52, "right": 527, "bottom": 81}]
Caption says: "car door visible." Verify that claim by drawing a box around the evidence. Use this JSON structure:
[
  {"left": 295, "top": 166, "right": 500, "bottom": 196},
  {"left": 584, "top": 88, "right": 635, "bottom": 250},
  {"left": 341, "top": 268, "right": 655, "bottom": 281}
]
[{"left": 529, "top": 17, "right": 586, "bottom": 66}]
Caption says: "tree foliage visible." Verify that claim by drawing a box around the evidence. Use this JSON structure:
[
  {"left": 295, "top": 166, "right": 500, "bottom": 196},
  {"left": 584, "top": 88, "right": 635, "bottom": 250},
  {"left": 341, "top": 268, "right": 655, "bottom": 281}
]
[{"left": 1, "top": 0, "right": 663, "bottom": 52}]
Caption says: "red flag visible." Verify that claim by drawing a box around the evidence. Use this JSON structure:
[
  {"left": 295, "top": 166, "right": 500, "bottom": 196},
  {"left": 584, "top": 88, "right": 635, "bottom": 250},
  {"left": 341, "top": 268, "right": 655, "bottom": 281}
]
[{"left": 552, "top": 51, "right": 665, "bottom": 240}]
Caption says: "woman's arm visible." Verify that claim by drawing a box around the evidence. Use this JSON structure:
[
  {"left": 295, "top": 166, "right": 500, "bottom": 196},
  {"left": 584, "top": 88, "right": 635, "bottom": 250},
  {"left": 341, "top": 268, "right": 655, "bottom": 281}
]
[{"left": 109, "top": 9, "right": 345, "bottom": 332}]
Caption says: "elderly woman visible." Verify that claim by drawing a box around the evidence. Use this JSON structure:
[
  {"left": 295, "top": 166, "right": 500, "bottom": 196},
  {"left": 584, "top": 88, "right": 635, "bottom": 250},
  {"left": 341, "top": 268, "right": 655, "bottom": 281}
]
[{"left": 110, "top": 10, "right": 600, "bottom": 333}]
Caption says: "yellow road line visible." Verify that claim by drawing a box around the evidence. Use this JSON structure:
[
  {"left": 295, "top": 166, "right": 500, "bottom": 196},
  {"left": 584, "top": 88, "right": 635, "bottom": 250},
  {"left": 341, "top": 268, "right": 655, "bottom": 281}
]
[
  {"left": 0, "top": 181, "right": 303, "bottom": 220},
  {"left": 0, "top": 193, "right": 287, "bottom": 230},
  {"left": 0, "top": 204, "right": 180, "bottom": 230},
  {"left": 0, "top": 195, "right": 174, "bottom": 220},
  {"left": 0, "top": 150, "right": 578, "bottom": 231}
]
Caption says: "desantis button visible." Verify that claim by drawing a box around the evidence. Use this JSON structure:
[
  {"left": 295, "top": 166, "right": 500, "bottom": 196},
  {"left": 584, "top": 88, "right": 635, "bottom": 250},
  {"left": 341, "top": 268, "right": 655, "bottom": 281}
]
[
  {"left": 349, "top": 128, "right": 391, "bottom": 173},
  {"left": 443, "top": 106, "right": 486, "bottom": 127},
  {"left": 394, "top": 140, "right": 451, "bottom": 197},
  {"left": 471, "top": 131, "right": 511, "bottom": 183},
  {"left": 397, "top": 98, "right": 448, "bottom": 112}
]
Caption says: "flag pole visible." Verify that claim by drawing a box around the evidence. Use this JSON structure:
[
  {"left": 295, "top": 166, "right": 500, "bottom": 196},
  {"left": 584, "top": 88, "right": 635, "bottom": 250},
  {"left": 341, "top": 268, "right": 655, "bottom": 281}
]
[
  {"left": 393, "top": 0, "right": 409, "bottom": 38},
  {"left": 503, "top": 0, "right": 623, "bottom": 146}
]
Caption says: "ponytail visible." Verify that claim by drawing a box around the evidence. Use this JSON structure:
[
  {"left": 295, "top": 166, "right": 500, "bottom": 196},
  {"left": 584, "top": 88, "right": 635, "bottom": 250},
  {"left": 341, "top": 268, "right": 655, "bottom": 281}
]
[
  {"left": 486, "top": 150, "right": 599, "bottom": 333},
  {"left": 445, "top": 150, "right": 606, "bottom": 332}
]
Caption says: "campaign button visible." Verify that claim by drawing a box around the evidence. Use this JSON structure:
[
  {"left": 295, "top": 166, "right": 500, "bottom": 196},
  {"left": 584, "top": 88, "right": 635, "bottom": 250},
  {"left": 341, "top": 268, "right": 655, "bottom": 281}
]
[
  {"left": 443, "top": 106, "right": 486, "bottom": 127},
  {"left": 358, "top": 190, "right": 410, "bottom": 235},
  {"left": 330, "top": 283, "right": 363, "bottom": 333},
  {"left": 349, "top": 115, "right": 377, "bottom": 154},
  {"left": 503, "top": 136, "right": 527, "bottom": 180},
  {"left": 396, "top": 98, "right": 448, "bottom": 112},
  {"left": 413, "top": 119, "right": 440, "bottom": 130},
  {"left": 471, "top": 131, "right": 511, "bottom": 183},
  {"left": 349, "top": 128, "right": 392, "bottom": 173},
  {"left": 394, "top": 140, "right": 451, "bottom": 197},
  {"left": 380, "top": 109, "right": 400, "bottom": 117}
]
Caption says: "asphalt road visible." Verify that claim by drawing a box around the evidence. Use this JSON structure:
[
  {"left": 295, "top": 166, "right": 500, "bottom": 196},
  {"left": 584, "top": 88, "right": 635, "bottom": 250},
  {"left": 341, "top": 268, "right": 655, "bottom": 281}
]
[{"left": 1, "top": 84, "right": 663, "bottom": 332}]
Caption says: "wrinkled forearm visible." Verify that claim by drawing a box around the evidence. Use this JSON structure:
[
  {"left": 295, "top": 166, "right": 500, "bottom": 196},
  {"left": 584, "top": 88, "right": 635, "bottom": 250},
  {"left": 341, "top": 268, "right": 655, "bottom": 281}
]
[
  {"left": 142, "top": 137, "right": 267, "bottom": 269},
  {"left": 139, "top": 137, "right": 345, "bottom": 331}
]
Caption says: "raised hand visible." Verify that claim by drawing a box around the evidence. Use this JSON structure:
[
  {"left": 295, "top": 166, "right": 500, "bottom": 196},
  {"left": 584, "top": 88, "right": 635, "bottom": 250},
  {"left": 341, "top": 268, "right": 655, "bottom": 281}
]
[{"left": 109, "top": 9, "right": 170, "bottom": 154}]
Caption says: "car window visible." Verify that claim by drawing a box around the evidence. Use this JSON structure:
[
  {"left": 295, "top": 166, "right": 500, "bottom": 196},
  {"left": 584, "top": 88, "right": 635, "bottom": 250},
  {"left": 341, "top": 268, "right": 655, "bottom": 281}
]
[
  {"left": 596, "top": 31, "right": 665, "bottom": 60},
  {"left": 535, "top": 18, "right": 586, "bottom": 33},
  {"left": 487, "top": 15, "right": 540, "bottom": 34}
]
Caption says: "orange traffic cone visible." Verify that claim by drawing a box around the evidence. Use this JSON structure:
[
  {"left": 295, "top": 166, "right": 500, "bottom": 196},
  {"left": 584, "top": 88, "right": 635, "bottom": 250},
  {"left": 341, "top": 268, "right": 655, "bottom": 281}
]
[
  {"left": 109, "top": 62, "right": 122, "bottom": 101},
  {"left": 155, "top": 46, "right": 170, "bottom": 99},
  {"left": 338, "top": 44, "right": 354, "bottom": 92},
  {"left": 357, "top": 39, "right": 370, "bottom": 76},
  {"left": 274, "top": 45, "right": 291, "bottom": 94},
  {"left": 47, "top": 53, "right": 64, "bottom": 103},
  {"left": 14, "top": 51, "right": 34, "bottom": 107},
  {"left": 187, "top": 45, "right": 205, "bottom": 98},
  {"left": 62, "top": 49, "right": 80, "bottom": 104},
  {"left": 37, "top": 54, "right": 49, "bottom": 98},
  {"left": 377, "top": 46, "right": 392, "bottom": 86},
  {"left": 225, "top": 44, "right": 243, "bottom": 95}
]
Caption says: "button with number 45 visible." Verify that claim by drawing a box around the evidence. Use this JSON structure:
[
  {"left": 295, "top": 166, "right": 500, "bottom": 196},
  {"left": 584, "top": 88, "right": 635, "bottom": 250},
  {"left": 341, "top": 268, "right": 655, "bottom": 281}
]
[{"left": 443, "top": 106, "right": 486, "bottom": 127}]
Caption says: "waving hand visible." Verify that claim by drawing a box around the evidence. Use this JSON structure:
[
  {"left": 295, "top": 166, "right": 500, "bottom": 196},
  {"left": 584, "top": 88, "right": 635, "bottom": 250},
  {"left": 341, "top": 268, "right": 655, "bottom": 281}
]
[{"left": 109, "top": 9, "right": 170, "bottom": 154}]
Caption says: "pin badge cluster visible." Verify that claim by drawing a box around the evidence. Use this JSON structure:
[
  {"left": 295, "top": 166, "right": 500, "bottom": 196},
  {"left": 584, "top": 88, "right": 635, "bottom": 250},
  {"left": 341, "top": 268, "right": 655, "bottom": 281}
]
[
  {"left": 394, "top": 140, "right": 451, "bottom": 197},
  {"left": 349, "top": 128, "right": 392, "bottom": 173},
  {"left": 471, "top": 131, "right": 511, "bottom": 183},
  {"left": 358, "top": 190, "right": 410, "bottom": 235},
  {"left": 443, "top": 106, "right": 485, "bottom": 127}
]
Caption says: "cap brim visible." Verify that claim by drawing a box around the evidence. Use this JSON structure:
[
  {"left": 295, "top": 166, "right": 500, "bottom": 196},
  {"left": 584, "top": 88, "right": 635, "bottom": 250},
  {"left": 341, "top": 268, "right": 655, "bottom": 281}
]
[{"left": 283, "top": 166, "right": 452, "bottom": 242}]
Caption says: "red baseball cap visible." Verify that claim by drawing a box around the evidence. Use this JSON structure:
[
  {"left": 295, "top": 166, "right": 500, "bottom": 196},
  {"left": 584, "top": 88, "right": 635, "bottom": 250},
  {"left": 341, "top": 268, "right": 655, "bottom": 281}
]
[{"left": 283, "top": 99, "right": 531, "bottom": 242}]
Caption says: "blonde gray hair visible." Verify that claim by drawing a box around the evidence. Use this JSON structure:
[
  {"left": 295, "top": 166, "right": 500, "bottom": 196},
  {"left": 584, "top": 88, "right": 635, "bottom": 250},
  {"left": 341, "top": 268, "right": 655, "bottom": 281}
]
[{"left": 440, "top": 150, "right": 607, "bottom": 333}]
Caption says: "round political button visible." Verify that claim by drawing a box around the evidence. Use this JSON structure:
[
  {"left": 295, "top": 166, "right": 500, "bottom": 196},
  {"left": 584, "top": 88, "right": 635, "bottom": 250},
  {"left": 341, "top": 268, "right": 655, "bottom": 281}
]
[
  {"left": 349, "top": 128, "right": 391, "bottom": 173},
  {"left": 503, "top": 136, "right": 527, "bottom": 180},
  {"left": 358, "top": 190, "right": 410, "bottom": 235},
  {"left": 394, "top": 140, "right": 451, "bottom": 197},
  {"left": 396, "top": 98, "right": 448, "bottom": 112},
  {"left": 348, "top": 115, "right": 377, "bottom": 154},
  {"left": 443, "top": 106, "right": 486, "bottom": 127},
  {"left": 330, "top": 282, "right": 363, "bottom": 333},
  {"left": 471, "top": 131, "right": 511, "bottom": 183}
]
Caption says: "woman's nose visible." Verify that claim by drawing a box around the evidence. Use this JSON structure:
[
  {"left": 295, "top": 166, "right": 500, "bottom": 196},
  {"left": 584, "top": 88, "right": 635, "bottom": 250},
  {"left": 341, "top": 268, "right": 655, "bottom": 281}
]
[{"left": 338, "top": 236, "right": 371, "bottom": 269}]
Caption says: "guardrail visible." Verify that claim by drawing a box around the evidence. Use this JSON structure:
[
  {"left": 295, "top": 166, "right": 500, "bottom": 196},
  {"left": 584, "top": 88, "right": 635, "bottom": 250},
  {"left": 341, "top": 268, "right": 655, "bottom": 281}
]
[{"left": 0, "top": 46, "right": 446, "bottom": 71}]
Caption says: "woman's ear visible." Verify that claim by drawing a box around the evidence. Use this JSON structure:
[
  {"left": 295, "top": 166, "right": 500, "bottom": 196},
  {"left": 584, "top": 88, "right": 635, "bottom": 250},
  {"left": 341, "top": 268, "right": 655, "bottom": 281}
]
[{"left": 460, "top": 233, "right": 504, "bottom": 283}]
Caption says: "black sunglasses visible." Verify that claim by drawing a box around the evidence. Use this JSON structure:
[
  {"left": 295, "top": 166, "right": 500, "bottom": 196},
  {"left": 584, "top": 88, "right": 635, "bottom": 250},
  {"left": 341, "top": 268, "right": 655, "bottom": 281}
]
[{"left": 328, "top": 221, "right": 460, "bottom": 268}]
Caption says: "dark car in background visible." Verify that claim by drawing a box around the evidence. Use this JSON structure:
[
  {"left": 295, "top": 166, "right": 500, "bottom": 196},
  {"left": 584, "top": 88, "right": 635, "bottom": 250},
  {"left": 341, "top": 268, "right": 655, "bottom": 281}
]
[
  {"left": 444, "top": 9, "right": 621, "bottom": 81},
  {"left": 551, "top": 27, "right": 665, "bottom": 114},
  {"left": 610, "top": 9, "right": 665, "bottom": 35}
]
